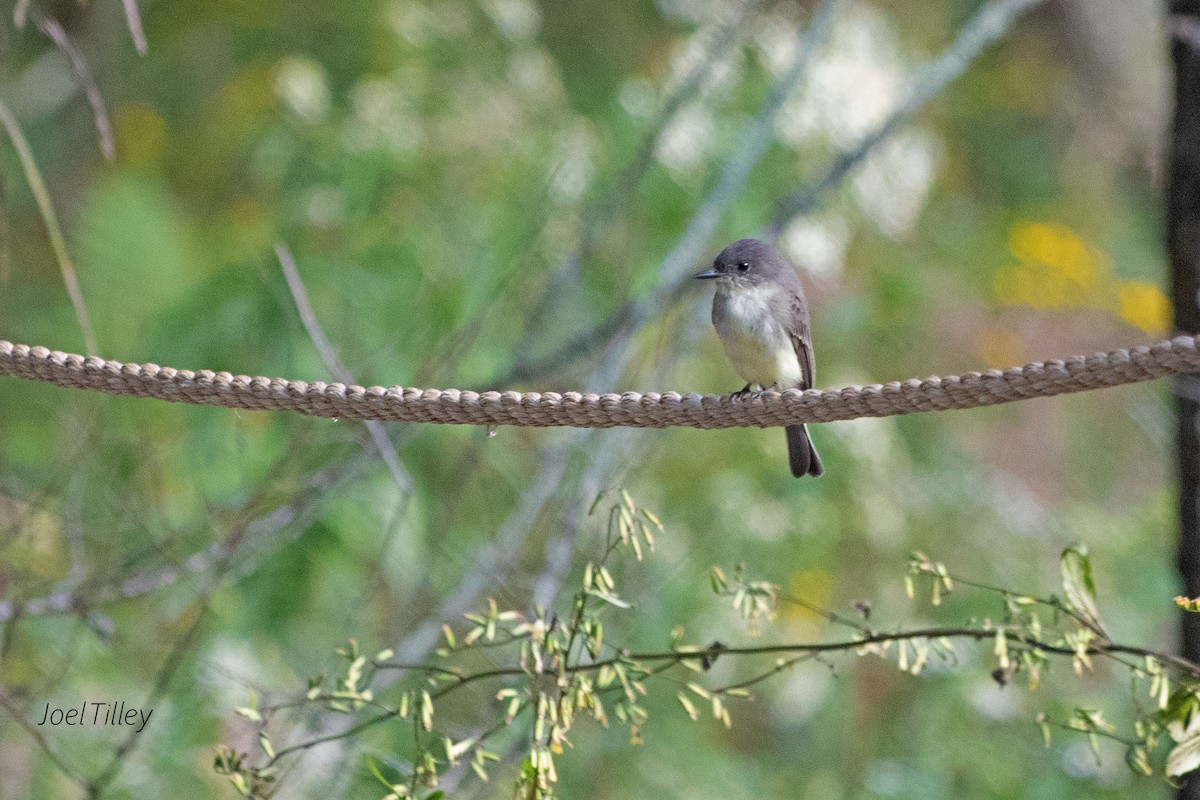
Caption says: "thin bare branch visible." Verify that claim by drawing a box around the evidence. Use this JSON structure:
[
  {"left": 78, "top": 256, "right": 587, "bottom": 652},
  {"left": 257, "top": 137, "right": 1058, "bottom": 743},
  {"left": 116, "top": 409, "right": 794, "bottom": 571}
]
[
  {"left": 503, "top": 0, "right": 837, "bottom": 385},
  {"left": 0, "top": 179, "right": 11, "bottom": 284},
  {"left": 529, "top": 0, "right": 763, "bottom": 324},
  {"left": 0, "top": 454, "right": 358, "bottom": 622},
  {"left": 86, "top": 605, "right": 207, "bottom": 795},
  {"left": 0, "top": 689, "right": 88, "bottom": 787},
  {"left": 768, "top": 0, "right": 1047, "bottom": 231},
  {"left": 0, "top": 98, "right": 97, "bottom": 354},
  {"left": 276, "top": 243, "right": 414, "bottom": 494},
  {"left": 530, "top": 428, "right": 638, "bottom": 608},
  {"left": 33, "top": 13, "right": 116, "bottom": 161},
  {"left": 711, "top": 654, "right": 815, "bottom": 694},
  {"left": 121, "top": 0, "right": 149, "bottom": 55},
  {"left": 388, "top": 437, "right": 574, "bottom": 664},
  {"left": 659, "top": 0, "right": 838, "bottom": 284},
  {"left": 265, "top": 710, "right": 398, "bottom": 767},
  {"left": 370, "top": 625, "right": 1200, "bottom": 701},
  {"left": 778, "top": 594, "right": 872, "bottom": 633}
]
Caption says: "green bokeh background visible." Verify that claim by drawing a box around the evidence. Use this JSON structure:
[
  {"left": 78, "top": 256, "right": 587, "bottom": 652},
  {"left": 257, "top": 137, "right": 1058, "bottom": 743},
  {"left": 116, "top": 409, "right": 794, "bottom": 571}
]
[{"left": 0, "top": 0, "right": 1178, "bottom": 797}]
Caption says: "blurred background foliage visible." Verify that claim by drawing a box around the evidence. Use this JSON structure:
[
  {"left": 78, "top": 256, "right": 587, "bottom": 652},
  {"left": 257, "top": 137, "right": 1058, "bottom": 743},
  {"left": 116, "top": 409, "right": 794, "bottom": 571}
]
[{"left": 0, "top": 0, "right": 1182, "bottom": 797}]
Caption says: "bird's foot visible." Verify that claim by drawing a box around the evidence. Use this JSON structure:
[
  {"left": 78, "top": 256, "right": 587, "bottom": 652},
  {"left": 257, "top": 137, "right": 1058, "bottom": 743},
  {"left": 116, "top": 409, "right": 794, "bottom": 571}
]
[{"left": 730, "top": 384, "right": 759, "bottom": 400}]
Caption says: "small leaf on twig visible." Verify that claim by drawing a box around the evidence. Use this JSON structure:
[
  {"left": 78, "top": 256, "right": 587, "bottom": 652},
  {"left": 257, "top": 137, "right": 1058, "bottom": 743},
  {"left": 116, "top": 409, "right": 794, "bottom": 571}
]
[
  {"left": 1168, "top": 732, "right": 1200, "bottom": 778},
  {"left": 1059, "top": 545, "right": 1109, "bottom": 638}
]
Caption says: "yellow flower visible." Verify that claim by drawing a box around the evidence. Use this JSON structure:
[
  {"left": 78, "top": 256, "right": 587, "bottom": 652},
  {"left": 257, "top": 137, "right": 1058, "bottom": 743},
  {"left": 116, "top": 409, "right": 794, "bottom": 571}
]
[
  {"left": 1009, "top": 221, "right": 1098, "bottom": 289},
  {"left": 1117, "top": 281, "right": 1172, "bottom": 336}
]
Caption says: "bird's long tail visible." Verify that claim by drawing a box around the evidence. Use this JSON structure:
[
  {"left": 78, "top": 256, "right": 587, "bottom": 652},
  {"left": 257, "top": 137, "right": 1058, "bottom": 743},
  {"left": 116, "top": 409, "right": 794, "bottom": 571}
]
[{"left": 785, "top": 424, "right": 823, "bottom": 479}]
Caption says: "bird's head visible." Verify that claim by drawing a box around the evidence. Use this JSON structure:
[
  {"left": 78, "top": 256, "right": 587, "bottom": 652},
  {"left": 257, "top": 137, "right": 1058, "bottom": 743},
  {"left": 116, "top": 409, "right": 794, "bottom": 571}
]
[{"left": 695, "top": 238, "right": 792, "bottom": 290}]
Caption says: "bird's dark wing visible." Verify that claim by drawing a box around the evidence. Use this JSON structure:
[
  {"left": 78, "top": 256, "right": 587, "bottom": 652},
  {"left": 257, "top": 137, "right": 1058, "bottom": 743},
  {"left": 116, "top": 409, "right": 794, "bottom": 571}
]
[{"left": 789, "top": 289, "right": 815, "bottom": 390}]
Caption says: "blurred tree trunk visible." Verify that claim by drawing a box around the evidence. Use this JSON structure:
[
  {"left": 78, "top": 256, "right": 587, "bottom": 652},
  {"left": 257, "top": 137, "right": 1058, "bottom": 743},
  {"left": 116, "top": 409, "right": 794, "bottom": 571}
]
[{"left": 1174, "top": 4, "right": 1200, "bottom": 800}]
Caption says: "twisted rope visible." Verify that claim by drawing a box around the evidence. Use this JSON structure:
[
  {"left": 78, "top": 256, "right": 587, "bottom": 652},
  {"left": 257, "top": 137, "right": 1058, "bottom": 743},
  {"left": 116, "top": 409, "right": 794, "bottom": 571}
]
[{"left": 0, "top": 337, "right": 1195, "bottom": 429}]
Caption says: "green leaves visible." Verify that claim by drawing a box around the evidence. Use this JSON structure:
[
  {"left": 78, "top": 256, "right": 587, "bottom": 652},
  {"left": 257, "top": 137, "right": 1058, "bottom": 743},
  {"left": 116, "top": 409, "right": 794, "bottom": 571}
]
[
  {"left": 1168, "top": 730, "right": 1200, "bottom": 779},
  {"left": 219, "top": 522, "right": 1200, "bottom": 795},
  {"left": 213, "top": 744, "right": 276, "bottom": 798},
  {"left": 233, "top": 693, "right": 262, "bottom": 723},
  {"left": 907, "top": 552, "right": 954, "bottom": 606},
  {"left": 1162, "top": 689, "right": 1200, "bottom": 778},
  {"left": 1059, "top": 545, "right": 1109, "bottom": 638},
  {"left": 711, "top": 563, "right": 778, "bottom": 635}
]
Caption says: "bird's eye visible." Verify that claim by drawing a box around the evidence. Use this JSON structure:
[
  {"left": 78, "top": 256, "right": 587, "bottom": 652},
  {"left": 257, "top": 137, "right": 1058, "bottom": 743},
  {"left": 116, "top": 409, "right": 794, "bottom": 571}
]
[{"left": 737, "top": 261, "right": 750, "bottom": 272}]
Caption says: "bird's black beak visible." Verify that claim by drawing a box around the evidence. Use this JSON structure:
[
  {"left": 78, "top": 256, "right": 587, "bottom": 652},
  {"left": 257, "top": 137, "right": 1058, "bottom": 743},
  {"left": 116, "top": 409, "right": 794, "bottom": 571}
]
[{"left": 694, "top": 268, "right": 720, "bottom": 280}]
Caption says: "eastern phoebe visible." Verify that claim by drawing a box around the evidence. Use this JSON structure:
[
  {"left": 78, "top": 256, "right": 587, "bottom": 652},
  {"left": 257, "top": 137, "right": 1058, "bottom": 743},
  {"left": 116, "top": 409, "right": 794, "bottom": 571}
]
[{"left": 696, "top": 238, "right": 824, "bottom": 478}]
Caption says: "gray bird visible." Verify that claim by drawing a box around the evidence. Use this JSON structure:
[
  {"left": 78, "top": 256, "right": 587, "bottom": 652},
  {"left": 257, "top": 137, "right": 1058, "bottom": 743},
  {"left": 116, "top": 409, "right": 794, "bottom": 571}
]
[{"left": 696, "top": 238, "right": 823, "bottom": 478}]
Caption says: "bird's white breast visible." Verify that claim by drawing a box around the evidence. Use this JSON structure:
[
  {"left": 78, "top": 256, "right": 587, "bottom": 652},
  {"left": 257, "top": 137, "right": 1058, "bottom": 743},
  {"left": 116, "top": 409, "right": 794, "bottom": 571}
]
[{"left": 712, "top": 284, "right": 804, "bottom": 389}]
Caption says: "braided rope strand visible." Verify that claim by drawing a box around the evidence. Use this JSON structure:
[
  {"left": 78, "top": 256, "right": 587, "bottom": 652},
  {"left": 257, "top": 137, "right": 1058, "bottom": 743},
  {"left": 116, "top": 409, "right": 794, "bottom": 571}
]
[{"left": 0, "top": 338, "right": 1195, "bottom": 429}]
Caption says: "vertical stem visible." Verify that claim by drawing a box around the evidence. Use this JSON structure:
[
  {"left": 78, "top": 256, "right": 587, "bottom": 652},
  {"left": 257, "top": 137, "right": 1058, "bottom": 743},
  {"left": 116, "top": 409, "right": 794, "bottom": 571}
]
[
  {"left": 1171, "top": 5, "right": 1200, "bottom": 800},
  {"left": 0, "top": 98, "right": 97, "bottom": 354}
]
